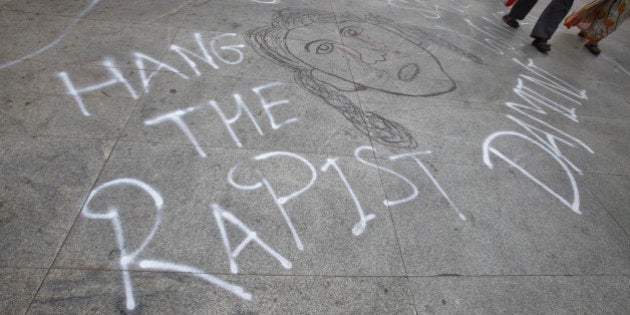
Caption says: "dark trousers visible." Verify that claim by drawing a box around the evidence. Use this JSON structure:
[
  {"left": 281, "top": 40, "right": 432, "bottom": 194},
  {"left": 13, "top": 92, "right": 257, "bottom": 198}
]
[{"left": 509, "top": 0, "right": 574, "bottom": 40}]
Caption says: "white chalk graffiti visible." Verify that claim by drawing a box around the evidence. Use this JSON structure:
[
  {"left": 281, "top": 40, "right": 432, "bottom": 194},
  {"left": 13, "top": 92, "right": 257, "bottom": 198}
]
[
  {"left": 250, "top": 0, "right": 280, "bottom": 3},
  {"left": 386, "top": 1, "right": 548, "bottom": 57},
  {"left": 387, "top": 0, "right": 471, "bottom": 19},
  {"left": 58, "top": 32, "right": 245, "bottom": 116},
  {"left": 144, "top": 105, "right": 208, "bottom": 157},
  {"left": 321, "top": 158, "right": 375, "bottom": 236},
  {"left": 601, "top": 54, "right": 630, "bottom": 76},
  {"left": 390, "top": 151, "right": 467, "bottom": 221},
  {"left": 212, "top": 203, "right": 292, "bottom": 274},
  {"left": 0, "top": 0, "right": 102, "bottom": 70},
  {"left": 252, "top": 82, "right": 298, "bottom": 130},
  {"left": 82, "top": 178, "right": 252, "bottom": 311},
  {"left": 58, "top": 59, "right": 139, "bottom": 117},
  {"left": 134, "top": 52, "right": 190, "bottom": 92},
  {"left": 463, "top": 17, "right": 516, "bottom": 55},
  {"left": 81, "top": 139, "right": 468, "bottom": 308},
  {"left": 143, "top": 82, "right": 295, "bottom": 155},
  {"left": 355, "top": 146, "right": 466, "bottom": 221},
  {"left": 355, "top": 146, "right": 418, "bottom": 207},
  {"left": 228, "top": 151, "right": 317, "bottom": 251},
  {"left": 482, "top": 59, "right": 592, "bottom": 214}
]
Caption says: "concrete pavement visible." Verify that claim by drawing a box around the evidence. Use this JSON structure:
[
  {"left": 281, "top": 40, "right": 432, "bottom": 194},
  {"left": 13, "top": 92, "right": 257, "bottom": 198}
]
[{"left": 1, "top": 0, "right": 629, "bottom": 313}]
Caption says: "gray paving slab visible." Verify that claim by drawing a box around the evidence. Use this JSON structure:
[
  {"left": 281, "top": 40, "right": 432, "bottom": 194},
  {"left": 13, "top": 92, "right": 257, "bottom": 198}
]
[
  {"left": 0, "top": 94, "right": 137, "bottom": 139},
  {"left": 3, "top": 0, "right": 92, "bottom": 17},
  {"left": 583, "top": 174, "right": 630, "bottom": 235},
  {"left": 122, "top": 75, "right": 371, "bottom": 155},
  {"left": 0, "top": 268, "right": 46, "bottom": 314},
  {"left": 54, "top": 142, "right": 406, "bottom": 276},
  {"left": 0, "top": 62, "right": 149, "bottom": 138},
  {"left": 29, "top": 269, "right": 415, "bottom": 313},
  {"left": 410, "top": 275, "right": 630, "bottom": 314},
  {"left": 158, "top": 29, "right": 299, "bottom": 83},
  {"left": 1, "top": 0, "right": 629, "bottom": 313},
  {"left": 159, "top": 1, "right": 335, "bottom": 35},
  {"left": 379, "top": 157, "right": 630, "bottom": 276},
  {"left": 0, "top": 60, "right": 47, "bottom": 100},
  {"left": 2, "top": 12, "right": 178, "bottom": 68},
  {"left": 0, "top": 135, "right": 115, "bottom": 267}
]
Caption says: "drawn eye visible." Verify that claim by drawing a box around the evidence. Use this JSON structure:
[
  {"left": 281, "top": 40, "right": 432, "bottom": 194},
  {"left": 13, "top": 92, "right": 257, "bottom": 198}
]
[
  {"left": 340, "top": 26, "right": 362, "bottom": 37},
  {"left": 315, "top": 42, "right": 334, "bottom": 54}
]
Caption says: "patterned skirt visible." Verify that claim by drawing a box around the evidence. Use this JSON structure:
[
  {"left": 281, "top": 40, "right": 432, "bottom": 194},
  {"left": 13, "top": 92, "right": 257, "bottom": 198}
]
[{"left": 564, "top": 0, "right": 629, "bottom": 41}]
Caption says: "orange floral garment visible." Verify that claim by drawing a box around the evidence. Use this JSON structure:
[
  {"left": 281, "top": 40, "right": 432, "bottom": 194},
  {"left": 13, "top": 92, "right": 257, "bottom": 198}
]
[{"left": 564, "top": 0, "right": 629, "bottom": 41}]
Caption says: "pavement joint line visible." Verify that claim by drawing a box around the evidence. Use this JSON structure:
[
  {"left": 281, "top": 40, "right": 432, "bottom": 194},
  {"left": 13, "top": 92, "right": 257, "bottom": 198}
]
[
  {"left": 583, "top": 184, "right": 630, "bottom": 238},
  {"left": 1, "top": 133, "right": 627, "bottom": 178},
  {"left": 23, "top": 23, "right": 181, "bottom": 313},
  {"left": 32, "top": 265, "right": 630, "bottom": 278},
  {"left": 1, "top": 7, "right": 188, "bottom": 28},
  {"left": 329, "top": 6, "right": 417, "bottom": 313},
  {"left": 2, "top": 1, "right": 629, "bottom": 312}
]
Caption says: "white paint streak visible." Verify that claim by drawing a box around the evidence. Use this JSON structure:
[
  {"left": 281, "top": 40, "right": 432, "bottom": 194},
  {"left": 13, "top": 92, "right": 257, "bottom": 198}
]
[
  {"left": 253, "top": 152, "right": 317, "bottom": 205},
  {"left": 390, "top": 152, "right": 467, "bottom": 221},
  {"left": 229, "top": 151, "right": 317, "bottom": 251},
  {"left": 482, "top": 59, "right": 592, "bottom": 215},
  {"left": 601, "top": 54, "right": 630, "bottom": 76},
  {"left": 138, "top": 260, "right": 252, "bottom": 300},
  {"left": 482, "top": 131, "right": 582, "bottom": 214},
  {"left": 252, "top": 82, "right": 298, "bottom": 130},
  {"left": 464, "top": 18, "right": 515, "bottom": 55},
  {"left": 208, "top": 95, "right": 263, "bottom": 148},
  {"left": 434, "top": 25, "right": 505, "bottom": 55},
  {"left": 170, "top": 33, "right": 221, "bottom": 75},
  {"left": 83, "top": 178, "right": 252, "bottom": 310},
  {"left": 82, "top": 178, "right": 164, "bottom": 310},
  {"left": 0, "top": 0, "right": 102, "bottom": 70},
  {"left": 134, "top": 52, "right": 189, "bottom": 92},
  {"left": 212, "top": 203, "right": 292, "bottom": 274},
  {"left": 512, "top": 78, "right": 578, "bottom": 122},
  {"left": 144, "top": 106, "right": 207, "bottom": 157},
  {"left": 387, "top": 0, "right": 471, "bottom": 19},
  {"left": 58, "top": 59, "right": 138, "bottom": 116},
  {"left": 388, "top": 0, "right": 440, "bottom": 19},
  {"left": 514, "top": 58, "right": 587, "bottom": 102},
  {"left": 354, "top": 146, "right": 418, "bottom": 207},
  {"left": 210, "top": 33, "right": 246, "bottom": 65},
  {"left": 321, "top": 158, "right": 376, "bottom": 236},
  {"left": 227, "top": 164, "right": 263, "bottom": 190}
]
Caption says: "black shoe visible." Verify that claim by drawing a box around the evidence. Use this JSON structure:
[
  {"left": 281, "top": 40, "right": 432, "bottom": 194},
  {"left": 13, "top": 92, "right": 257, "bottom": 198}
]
[
  {"left": 502, "top": 15, "right": 519, "bottom": 28},
  {"left": 532, "top": 38, "right": 551, "bottom": 53}
]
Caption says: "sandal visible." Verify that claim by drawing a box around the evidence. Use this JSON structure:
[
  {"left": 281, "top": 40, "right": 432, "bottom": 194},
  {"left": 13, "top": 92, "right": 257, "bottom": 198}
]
[
  {"left": 584, "top": 42, "right": 601, "bottom": 55},
  {"left": 502, "top": 15, "right": 519, "bottom": 28},
  {"left": 532, "top": 38, "right": 551, "bottom": 53}
]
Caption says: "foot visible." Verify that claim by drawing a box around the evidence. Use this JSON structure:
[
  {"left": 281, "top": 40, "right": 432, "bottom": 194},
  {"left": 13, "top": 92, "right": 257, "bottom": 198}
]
[
  {"left": 502, "top": 15, "right": 519, "bottom": 28},
  {"left": 578, "top": 30, "right": 586, "bottom": 37},
  {"left": 532, "top": 38, "right": 551, "bottom": 53},
  {"left": 584, "top": 42, "right": 601, "bottom": 55}
]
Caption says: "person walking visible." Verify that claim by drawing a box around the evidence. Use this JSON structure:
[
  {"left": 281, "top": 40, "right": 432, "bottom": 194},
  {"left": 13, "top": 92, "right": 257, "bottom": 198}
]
[
  {"left": 503, "top": 0, "right": 575, "bottom": 53},
  {"left": 564, "top": 0, "right": 629, "bottom": 55}
]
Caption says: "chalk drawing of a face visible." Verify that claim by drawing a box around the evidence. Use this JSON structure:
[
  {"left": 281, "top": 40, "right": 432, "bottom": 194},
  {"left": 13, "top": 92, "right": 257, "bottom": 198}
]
[
  {"left": 248, "top": 9, "right": 474, "bottom": 149},
  {"left": 288, "top": 20, "right": 455, "bottom": 97}
]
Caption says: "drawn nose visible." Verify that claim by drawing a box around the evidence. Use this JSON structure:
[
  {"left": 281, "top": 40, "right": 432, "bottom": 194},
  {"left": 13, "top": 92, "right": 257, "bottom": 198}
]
[{"left": 357, "top": 46, "right": 386, "bottom": 64}]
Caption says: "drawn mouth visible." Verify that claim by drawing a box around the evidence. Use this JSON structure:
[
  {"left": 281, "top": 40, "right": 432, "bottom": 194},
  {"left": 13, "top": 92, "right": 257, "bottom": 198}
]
[{"left": 398, "top": 63, "right": 419, "bottom": 82}]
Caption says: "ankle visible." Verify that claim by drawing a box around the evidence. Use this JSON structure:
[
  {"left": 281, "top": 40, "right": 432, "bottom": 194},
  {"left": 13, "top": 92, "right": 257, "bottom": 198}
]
[{"left": 532, "top": 37, "right": 547, "bottom": 43}]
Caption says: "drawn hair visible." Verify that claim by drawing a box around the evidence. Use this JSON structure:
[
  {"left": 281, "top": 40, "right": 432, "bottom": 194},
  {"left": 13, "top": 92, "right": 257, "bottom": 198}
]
[{"left": 247, "top": 8, "right": 477, "bottom": 149}]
